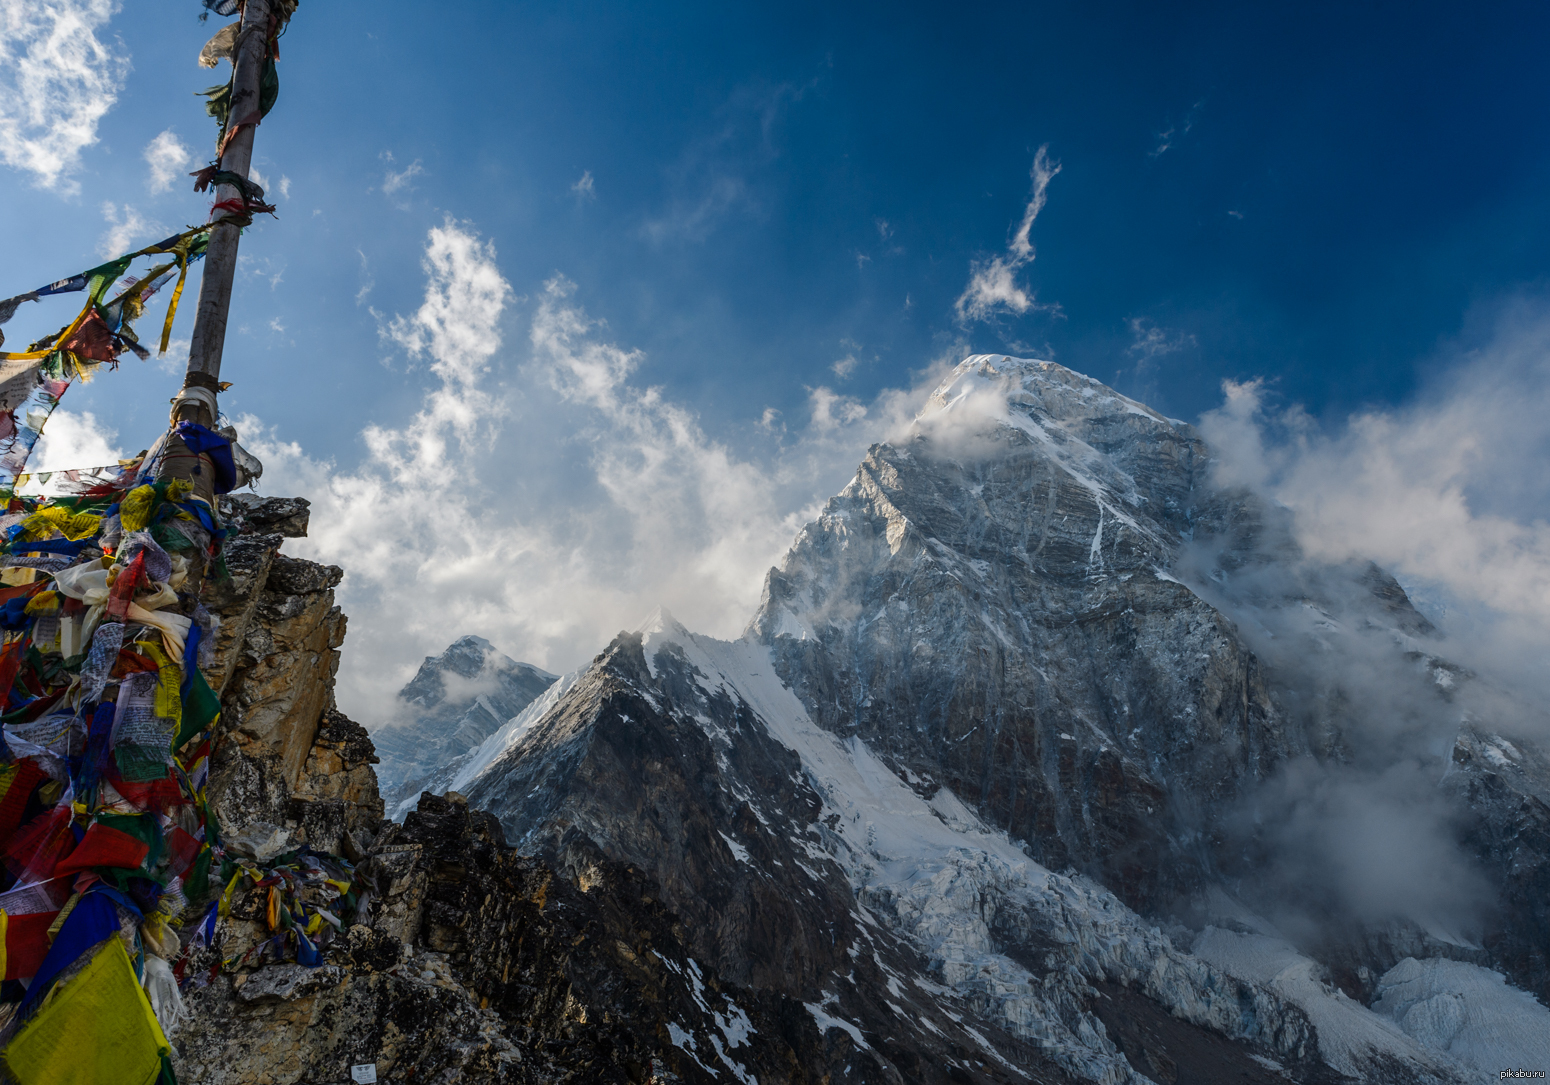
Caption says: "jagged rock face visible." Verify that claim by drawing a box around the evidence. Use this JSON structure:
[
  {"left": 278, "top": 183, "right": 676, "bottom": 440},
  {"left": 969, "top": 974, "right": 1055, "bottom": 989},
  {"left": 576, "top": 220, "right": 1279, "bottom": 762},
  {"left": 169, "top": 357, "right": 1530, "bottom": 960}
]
[
  {"left": 179, "top": 793, "right": 1072, "bottom": 1085},
  {"left": 372, "top": 635, "right": 556, "bottom": 809},
  {"left": 220, "top": 492, "right": 312, "bottom": 539},
  {"left": 463, "top": 635, "right": 854, "bottom": 995},
  {"left": 747, "top": 357, "right": 1298, "bottom": 912},
  {"left": 203, "top": 503, "right": 382, "bottom": 860},
  {"left": 457, "top": 618, "right": 1475, "bottom": 1084},
  {"left": 1447, "top": 724, "right": 1550, "bottom": 999}
]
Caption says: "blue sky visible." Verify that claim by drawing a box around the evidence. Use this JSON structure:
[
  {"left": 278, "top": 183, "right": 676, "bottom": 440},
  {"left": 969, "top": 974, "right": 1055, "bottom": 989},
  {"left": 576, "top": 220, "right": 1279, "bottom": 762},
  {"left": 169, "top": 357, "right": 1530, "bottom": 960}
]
[{"left": 4, "top": 1, "right": 1550, "bottom": 717}]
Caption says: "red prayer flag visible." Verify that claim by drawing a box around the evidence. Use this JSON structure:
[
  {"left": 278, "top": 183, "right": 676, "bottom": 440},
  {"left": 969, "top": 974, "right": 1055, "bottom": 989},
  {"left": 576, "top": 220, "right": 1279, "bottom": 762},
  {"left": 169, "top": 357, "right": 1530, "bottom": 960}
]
[
  {"left": 0, "top": 759, "right": 46, "bottom": 841},
  {"left": 2, "top": 912, "right": 58, "bottom": 979},
  {"left": 104, "top": 552, "right": 145, "bottom": 621},
  {"left": 52, "top": 823, "right": 150, "bottom": 879}
]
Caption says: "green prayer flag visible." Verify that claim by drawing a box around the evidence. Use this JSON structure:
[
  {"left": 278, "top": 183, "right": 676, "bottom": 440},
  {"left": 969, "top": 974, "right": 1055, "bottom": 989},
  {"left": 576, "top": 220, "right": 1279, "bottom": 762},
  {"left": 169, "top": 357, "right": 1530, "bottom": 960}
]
[{"left": 177, "top": 667, "right": 220, "bottom": 751}]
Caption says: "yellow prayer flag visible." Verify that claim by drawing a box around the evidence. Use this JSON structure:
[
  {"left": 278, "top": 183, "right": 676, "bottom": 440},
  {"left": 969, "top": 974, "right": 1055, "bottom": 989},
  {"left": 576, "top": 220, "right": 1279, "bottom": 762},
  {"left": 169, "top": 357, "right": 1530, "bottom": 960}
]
[{"left": 2, "top": 938, "right": 169, "bottom": 1085}]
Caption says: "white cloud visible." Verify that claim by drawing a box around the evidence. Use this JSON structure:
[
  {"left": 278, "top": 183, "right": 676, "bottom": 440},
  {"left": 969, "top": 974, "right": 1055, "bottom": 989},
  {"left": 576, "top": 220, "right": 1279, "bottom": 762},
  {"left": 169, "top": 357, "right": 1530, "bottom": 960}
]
[
  {"left": 98, "top": 201, "right": 161, "bottom": 257},
  {"left": 243, "top": 220, "right": 514, "bottom": 719},
  {"left": 0, "top": 0, "right": 128, "bottom": 194},
  {"left": 247, "top": 220, "right": 934, "bottom": 724},
  {"left": 1197, "top": 298, "right": 1550, "bottom": 700},
  {"left": 381, "top": 152, "right": 423, "bottom": 197},
  {"left": 641, "top": 175, "right": 748, "bottom": 244},
  {"left": 1185, "top": 304, "right": 1550, "bottom": 935},
  {"left": 355, "top": 249, "right": 374, "bottom": 305},
  {"left": 22, "top": 409, "right": 122, "bottom": 478},
  {"left": 157, "top": 337, "right": 189, "bottom": 374},
  {"left": 571, "top": 169, "right": 595, "bottom": 200},
  {"left": 807, "top": 386, "right": 867, "bottom": 432},
  {"left": 831, "top": 354, "right": 859, "bottom": 380},
  {"left": 384, "top": 219, "right": 512, "bottom": 399},
  {"left": 955, "top": 146, "right": 1061, "bottom": 323},
  {"left": 143, "top": 129, "right": 191, "bottom": 194},
  {"left": 1125, "top": 316, "right": 1195, "bottom": 374},
  {"left": 245, "top": 167, "right": 289, "bottom": 201},
  {"left": 1150, "top": 99, "right": 1203, "bottom": 158}
]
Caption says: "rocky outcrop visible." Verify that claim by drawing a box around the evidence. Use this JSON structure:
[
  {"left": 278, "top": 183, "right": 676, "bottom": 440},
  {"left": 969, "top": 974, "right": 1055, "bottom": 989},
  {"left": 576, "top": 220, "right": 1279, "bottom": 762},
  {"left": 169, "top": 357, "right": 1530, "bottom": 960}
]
[
  {"left": 221, "top": 492, "right": 312, "bottom": 539},
  {"left": 178, "top": 792, "right": 1076, "bottom": 1085},
  {"left": 1447, "top": 723, "right": 1550, "bottom": 1001},
  {"left": 203, "top": 497, "right": 381, "bottom": 861}
]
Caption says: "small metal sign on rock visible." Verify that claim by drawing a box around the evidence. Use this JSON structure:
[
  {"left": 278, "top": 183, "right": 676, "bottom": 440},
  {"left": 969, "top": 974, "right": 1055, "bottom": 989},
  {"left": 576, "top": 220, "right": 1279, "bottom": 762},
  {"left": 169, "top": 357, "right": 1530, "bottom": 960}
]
[{"left": 350, "top": 1066, "right": 378, "bottom": 1084}]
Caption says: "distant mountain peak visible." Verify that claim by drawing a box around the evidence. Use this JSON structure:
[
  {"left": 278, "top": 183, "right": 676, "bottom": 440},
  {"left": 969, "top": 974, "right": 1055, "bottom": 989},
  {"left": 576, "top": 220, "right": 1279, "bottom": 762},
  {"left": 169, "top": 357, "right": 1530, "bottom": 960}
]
[
  {"left": 634, "top": 604, "right": 684, "bottom": 638},
  {"left": 372, "top": 635, "right": 558, "bottom": 808},
  {"left": 920, "top": 353, "right": 1184, "bottom": 430},
  {"left": 401, "top": 636, "right": 556, "bottom": 708}
]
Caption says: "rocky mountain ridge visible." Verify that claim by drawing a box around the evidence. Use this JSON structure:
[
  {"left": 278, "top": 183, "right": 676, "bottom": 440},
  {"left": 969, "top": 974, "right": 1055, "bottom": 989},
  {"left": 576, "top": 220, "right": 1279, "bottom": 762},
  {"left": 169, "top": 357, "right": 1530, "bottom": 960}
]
[{"left": 433, "top": 356, "right": 1550, "bottom": 1081}]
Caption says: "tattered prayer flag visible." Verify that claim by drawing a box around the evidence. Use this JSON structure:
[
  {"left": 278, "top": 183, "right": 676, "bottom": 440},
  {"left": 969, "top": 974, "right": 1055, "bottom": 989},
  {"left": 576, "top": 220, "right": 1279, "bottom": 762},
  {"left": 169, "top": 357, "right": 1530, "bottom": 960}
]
[
  {"left": 0, "top": 639, "right": 29, "bottom": 714},
  {"left": 176, "top": 665, "right": 220, "bottom": 750},
  {"left": 105, "top": 552, "right": 146, "bottom": 620},
  {"left": 5, "top": 805, "right": 76, "bottom": 884},
  {"left": 58, "top": 311, "right": 118, "bottom": 363},
  {"left": 0, "top": 759, "right": 45, "bottom": 841},
  {"left": 3, "top": 937, "right": 169, "bottom": 1085},
  {"left": 52, "top": 822, "right": 151, "bottom": 879},
  {"left": 0, "top": 911, "right": 56, "bottom": 980},
  {"left": 19, "top": 891, "right": 119, "bottom": 1015}
]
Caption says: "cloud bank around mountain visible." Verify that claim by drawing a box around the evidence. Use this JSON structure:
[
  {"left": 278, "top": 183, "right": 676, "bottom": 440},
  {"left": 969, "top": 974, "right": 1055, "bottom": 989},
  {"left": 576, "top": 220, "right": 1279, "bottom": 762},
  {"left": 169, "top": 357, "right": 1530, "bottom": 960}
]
[
  {"left": 1198, "top": 295, "right": 1550, "bottom": 704},
  {"left": 239, "top": 218, "right": 926, "bottom": 721}
]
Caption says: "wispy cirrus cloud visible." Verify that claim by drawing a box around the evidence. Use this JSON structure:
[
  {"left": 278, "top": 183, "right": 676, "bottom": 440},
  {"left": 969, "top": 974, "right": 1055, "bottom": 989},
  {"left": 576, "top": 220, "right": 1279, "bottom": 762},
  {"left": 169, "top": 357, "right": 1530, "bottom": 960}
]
[
  {"left": 143, "top": 129, "right": 191, "bottom": 194},
  {"left": 0, "top": 0, "right": 129, "bottom": 194},
  {"left": 379, "top": 151, "right": 423, "bottom": 208},
  {"left": 642, "top": 175, "right": 749, "bottom": 244},
  {"left": 1150, "top": 98, "right": 1204, "bottom": 157},
  {"left": 640, "top": 78, "right": 815, "bottom": 244},
  {"left": 1126, "top": 316, "right": 1195, "bottom": 364},
  {"left": 955, "top": 146, "right": 1061, "bottom": 323}
]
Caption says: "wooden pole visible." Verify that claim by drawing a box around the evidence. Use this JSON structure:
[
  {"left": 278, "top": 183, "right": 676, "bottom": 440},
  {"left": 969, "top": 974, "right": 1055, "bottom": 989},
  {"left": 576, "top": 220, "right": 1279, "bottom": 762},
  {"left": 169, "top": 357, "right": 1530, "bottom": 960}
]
[{"left": 163, "top": 0, "right": 273, "bottom": 498}]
